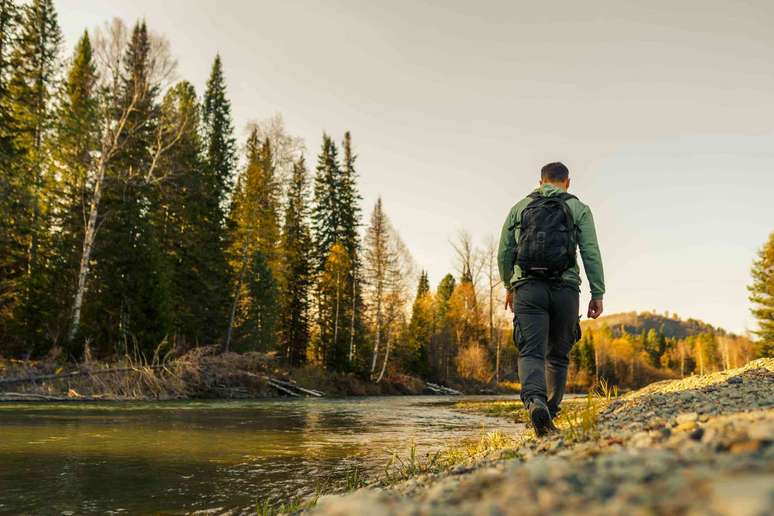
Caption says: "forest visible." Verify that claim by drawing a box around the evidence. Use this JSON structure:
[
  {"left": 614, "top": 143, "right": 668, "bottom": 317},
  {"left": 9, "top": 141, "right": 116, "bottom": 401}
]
[{"left": 1, "top": 0, "right": 772, "bottom": 392}]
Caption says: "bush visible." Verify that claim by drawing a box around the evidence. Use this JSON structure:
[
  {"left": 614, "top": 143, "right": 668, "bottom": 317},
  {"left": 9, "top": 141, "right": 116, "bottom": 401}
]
[{"left": 456, "top": 343, "right": 492, "bottom": 383}]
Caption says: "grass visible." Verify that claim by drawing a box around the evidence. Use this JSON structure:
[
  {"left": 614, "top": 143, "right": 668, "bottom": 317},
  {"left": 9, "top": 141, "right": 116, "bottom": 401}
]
[
  {"left": 255, "top": 463, "right": 367, "bottom": 515},
  {"left": 453, "top": 399, "right": 529, "bottom": 423},
  {"left": 382, "top": 430, "right": 520, "bottom": 483},
  {"left": 556, "top": 379, "right": 618, "bottom": 443}
]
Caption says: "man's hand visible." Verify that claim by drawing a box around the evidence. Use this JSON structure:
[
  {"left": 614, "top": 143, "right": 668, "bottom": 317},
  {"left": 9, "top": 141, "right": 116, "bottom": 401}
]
[
  {"left": 505, "top": 290, "right": 514, "bottom": 312},
  {"left": 587, "top": 299, "right": 603, "bottom": 319}
]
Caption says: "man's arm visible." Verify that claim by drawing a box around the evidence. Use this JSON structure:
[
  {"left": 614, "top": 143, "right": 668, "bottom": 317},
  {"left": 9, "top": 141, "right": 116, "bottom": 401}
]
[
  {"left": 498, "top": 206, "right": 517, "bottom": 288},
  {"left": 576, "top": 205, "right": 605, "bottom": 301}
]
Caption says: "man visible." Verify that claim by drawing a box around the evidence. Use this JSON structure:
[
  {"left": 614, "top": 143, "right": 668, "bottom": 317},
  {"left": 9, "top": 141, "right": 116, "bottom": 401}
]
[{"left": 497, "top": 162, "right": 605, "bottom": 436}]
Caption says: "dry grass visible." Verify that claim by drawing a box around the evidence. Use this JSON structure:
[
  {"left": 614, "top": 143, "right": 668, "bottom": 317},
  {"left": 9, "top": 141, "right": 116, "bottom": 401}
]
[{"left": 383, "top": 430, "right": 520, "bottom": 483}]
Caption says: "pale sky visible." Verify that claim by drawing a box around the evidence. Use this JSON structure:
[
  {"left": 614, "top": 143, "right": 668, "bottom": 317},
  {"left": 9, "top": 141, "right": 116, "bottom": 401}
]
[{"left": 56, "top": 0, "right": 774, "bottom": 334}]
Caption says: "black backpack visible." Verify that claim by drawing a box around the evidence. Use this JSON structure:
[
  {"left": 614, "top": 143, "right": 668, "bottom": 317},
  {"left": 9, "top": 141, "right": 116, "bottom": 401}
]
[{"left": 516, "top": 192, "right": 578, "bottom": 278}]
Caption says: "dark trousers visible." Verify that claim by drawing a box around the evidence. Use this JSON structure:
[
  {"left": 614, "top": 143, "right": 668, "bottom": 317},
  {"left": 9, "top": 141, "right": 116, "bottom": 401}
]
[{"left": 513, "top": 280, "right": 579, "bottom": 415}]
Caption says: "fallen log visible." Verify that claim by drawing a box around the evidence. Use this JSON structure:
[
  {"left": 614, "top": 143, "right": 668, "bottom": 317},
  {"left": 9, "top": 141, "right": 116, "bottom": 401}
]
[{"left": 267, "top": 379, "right": 300, "bottom": 397}]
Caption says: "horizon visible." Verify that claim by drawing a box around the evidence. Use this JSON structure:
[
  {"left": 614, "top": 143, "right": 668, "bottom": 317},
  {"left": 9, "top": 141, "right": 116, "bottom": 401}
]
[{"left": 56, "top": 0, "right": 774, "bottom": 334}]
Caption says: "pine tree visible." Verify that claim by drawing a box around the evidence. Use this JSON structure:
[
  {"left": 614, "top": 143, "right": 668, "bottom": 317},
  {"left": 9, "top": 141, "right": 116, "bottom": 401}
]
[
  {"left": 406, "top": 270, "right": 433, "bottom": 376},
  {"left": 312, "top": 134, "right": 341, "bottom": 271},
  {"left": 7, "top": 0, "right": 62, "bottom": 273},
  {"left": 4, "top": 0, "right": 62, "bottom": 354},
  {"left": 279, "top": 157, "right": 313, "bottom": 366},
  {"left": 201, "top": 54, "right": 236, "bottom": 223},
  {"left": 225, "top": 131, "right": 281, "bottom": 351},
  {"left": 86, "top": 21, "right": 172, "bottom": 356},
  {"left": 0, "top": 0, "right": 19, "bottom": 164},
  {"left": 749, "top": 231, "right": 774, "bottom": 357},
  {"left": 47, "top": 31, "right": 99, "bottom": 355},
  {"left": 154, "top": 81, "right": 230, "bottom": 347},
  {"left": 0, "top": 0, "right": 22, "bottom": 349}
]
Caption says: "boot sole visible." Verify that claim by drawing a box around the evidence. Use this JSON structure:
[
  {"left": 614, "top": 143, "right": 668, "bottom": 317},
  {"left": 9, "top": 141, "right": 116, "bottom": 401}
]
[{"left": 530, "top": 405, "right": 554, "bottom": 437}]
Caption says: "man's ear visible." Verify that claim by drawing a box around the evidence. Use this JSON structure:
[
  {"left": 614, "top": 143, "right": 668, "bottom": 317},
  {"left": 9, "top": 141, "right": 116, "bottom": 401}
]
[{"left": 565, "top": 178, "right": 571, "bottom": 190}]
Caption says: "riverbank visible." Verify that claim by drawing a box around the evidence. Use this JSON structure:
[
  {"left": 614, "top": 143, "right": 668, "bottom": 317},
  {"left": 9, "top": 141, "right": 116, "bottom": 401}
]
[
  {"left": 0, "top": 349, "right": 511, "bottom": 401},
  {"left": 309, "top": 358, "right": 774, "bottom": 515}
]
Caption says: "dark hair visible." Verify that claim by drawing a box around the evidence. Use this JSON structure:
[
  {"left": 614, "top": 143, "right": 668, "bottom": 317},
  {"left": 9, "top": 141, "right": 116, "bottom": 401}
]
[{"left": 541, "top": 162, "right": 569, "bottom": 182}]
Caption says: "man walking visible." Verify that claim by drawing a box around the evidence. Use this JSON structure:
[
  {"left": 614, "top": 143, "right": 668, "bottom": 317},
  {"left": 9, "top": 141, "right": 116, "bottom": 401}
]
[{"left": 497, "top": 162, "right": 605, "bottom": 436}]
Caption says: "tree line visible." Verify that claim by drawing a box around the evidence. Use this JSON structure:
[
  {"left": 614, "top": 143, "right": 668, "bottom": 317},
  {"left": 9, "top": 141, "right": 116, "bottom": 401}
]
[{"left": 1, "top": 0, "right": 771, "bottom": 389}]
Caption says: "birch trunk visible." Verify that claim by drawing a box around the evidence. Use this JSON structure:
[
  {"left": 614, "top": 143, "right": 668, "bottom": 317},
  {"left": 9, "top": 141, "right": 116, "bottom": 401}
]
[
  {"left": 375, "top": 332, "right": 391, "bottom": 383},
  {"left": 348, "top": 273, "right": 356, "bottom": 362},
  {"left": 370, "top": 297, "right": 381, "bottom": 374},
  {"left": 67, "top": 161, "right": 106, "bottom": 343}
]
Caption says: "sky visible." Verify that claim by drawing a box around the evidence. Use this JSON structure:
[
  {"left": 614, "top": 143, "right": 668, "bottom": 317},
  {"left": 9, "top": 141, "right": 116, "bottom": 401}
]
[{"left": 56, "top": 0, "right": 774, "bottom": 334}]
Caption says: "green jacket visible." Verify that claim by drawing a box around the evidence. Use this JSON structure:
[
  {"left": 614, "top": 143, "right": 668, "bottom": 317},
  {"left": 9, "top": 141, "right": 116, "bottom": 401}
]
[{"left": 497, "top": 184, "right": 605, "bottom": 299}]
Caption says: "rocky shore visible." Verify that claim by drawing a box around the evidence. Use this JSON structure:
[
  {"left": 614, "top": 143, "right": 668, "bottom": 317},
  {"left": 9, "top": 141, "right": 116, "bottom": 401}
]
[{"left": 310, "top": 358, "right": 774, "bottom": 516}]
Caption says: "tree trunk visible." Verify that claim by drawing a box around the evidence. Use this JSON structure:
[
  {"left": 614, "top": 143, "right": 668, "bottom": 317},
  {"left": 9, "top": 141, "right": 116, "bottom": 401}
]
[
  {"left": 67, "top": 162, "right": 106, "bottom": 343},
  {"left": 225, "top": 248, "right": 249, "bottom": 352},
  {"left": 349, "top": 272, "right": 356, "bottom": 362},
  {"left": 376, "top": 332, "right": 391, "bottom": 383},
  {"left": 370, "top": 293, "right": 382, "bottom": 375},
  {"left": 332, "top": 270, "right": 340, "bottom": 365}
]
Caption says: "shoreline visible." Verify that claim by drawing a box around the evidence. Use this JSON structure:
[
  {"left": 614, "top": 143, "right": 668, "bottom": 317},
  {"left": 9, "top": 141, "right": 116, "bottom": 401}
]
[
  {"left": 308, "top": 358, "right": 774, "bottom": 515},
  {"left": 0, "top": 350, "right": 517, "bottom": 402}
]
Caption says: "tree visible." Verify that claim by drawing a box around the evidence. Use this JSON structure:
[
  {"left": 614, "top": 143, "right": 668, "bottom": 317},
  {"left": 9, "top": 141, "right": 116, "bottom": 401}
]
[
  {"left": 319, "top": 242, "right": 352, "bottom": 369},
  {"left": 749, "top": 231, "right": 774, "bottom": 357},
  {"left": 83, "top": 21, "right": 181, "bottom": 355},
  {"left": 46, "top": 31, "right": 100, "bottom": 354},
  {"left": 310, "top": 132, "right": 363, "bottom": 370},
  {"left": 66, "top": 19, "right": 181, "bottom": 349},
  {"left": 279, "top": 157, "right": 313, "bottom": 366},
  {"left": 362, "top": 198, "right": 411, "bottom": 381},
  {"left": 201, "top": 54, "right": 236, "bottom": 222},
  {"left": 406, "top": 270, "right": 433, "bottom": 377},
  {"left": 153, "top": 81, "right": 229, "bottom": 346},
  {"left": 434, "top": 273, "right": 456, "bottom": 381},
  {"left": 225, "top": 131, "right": 280, "bottom": 351},
  {"left": 3, "top": 0, "right": 62, "bottom": 354},
  {"left": 0, "top": 0, "right": 21, "bottom": 348}
]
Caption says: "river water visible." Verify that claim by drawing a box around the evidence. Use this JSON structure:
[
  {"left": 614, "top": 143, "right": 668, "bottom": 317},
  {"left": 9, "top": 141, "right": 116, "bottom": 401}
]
[{"left": 0, "top": 396, "right": 522, "bottom": 514}]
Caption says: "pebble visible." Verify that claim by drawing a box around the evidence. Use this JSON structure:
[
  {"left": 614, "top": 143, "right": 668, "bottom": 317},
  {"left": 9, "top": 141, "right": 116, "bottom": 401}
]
[{"left": 310, "top": 358, "right": 774, "bottom": 516}]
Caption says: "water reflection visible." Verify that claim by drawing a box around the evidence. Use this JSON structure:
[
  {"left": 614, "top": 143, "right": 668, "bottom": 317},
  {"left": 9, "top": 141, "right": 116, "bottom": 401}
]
[{"left": 0, "top": 396, "right": 521, "bottom": 514}]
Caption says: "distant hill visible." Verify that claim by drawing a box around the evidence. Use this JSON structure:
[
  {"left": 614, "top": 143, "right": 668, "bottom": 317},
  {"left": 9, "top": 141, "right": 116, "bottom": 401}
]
[{"left": 580, "top": 311, "right": 729, "bottom": 339}]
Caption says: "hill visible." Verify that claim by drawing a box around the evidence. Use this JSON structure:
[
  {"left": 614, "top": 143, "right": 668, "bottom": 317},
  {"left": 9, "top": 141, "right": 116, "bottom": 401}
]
[{"left": 580, "top": 311, "right": 728, "bottom": 340}]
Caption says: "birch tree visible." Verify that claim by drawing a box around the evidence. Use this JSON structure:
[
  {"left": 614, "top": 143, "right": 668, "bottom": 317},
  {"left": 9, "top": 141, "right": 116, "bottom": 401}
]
[{"left": 363, "top": 198, "right": 412, "bottom": 381}]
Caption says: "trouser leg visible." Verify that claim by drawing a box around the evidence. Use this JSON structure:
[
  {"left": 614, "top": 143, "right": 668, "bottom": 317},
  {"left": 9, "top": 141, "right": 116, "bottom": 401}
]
[
  {"left": 514, "top": 282, "right": 550, "bottom": 406},
  {"left": 545, "top": 285, "right": 580, "bottom": 416}
]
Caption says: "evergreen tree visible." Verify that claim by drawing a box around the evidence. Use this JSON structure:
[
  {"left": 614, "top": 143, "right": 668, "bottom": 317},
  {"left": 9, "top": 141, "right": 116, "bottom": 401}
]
[
  {"left": 201, "top": 54, "right": 236, "bottom": 222},
  {"left": 154, "top": 81, "right": 229, "bottom": 347},
  {"left": 749, "top": 231, "right": 774, "bottom": 357},
  {"left": 86, "top": 21, "right": 171, "bottom": 356},
  {"left": 225, "top": 131, "right": 280, "bottom": 351},
  {"left": 0, "top": 0, "right": 22, "bottom": 349},
  {"left": 406, "top": 270, "right": 433, "bottom": 376},
  {"left": 0, "top": 0, "right": 19, "bottom": 163},
  {"left": 319, "top": 242, "right": 352, "bottom": 369},
  {"left": 47, "top": 31, "right": 99, "bottom": 354},
  {"left": 4, "top": 0, "right": 62, "bottom": 354},
  {"left": 312, "top": 134, "right": 341, "bottom": 271},
  {"left": 279, "top": 157, "right": 312, "bottom": 366}
]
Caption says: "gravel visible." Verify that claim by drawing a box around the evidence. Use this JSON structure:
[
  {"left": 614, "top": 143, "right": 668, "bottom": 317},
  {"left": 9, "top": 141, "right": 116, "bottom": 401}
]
[{"left": 309, "top": 358, "right": 774, "bottom": 516}]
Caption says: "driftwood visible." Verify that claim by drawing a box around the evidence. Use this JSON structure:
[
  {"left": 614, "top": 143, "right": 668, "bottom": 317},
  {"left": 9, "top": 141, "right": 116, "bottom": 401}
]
[
  {"left": 0, "top": 365, "right": 167, "bottom": 386},
  {"left": 424, "top": 382, "right": 463, "bottom": 396},
  {"left": 244, "top": 372, "right": 325, "bottom": 397}
]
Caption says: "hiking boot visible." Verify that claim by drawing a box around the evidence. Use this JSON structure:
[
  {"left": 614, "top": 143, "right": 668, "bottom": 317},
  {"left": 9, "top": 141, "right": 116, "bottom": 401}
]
[{"left": 528, "top": 398, "right": 557, "bottom": 437}]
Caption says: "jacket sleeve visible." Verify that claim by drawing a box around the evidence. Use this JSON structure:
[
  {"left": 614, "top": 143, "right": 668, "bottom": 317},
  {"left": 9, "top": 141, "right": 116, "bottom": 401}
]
[
  {"left": 576, "top": 205, "right": 605, "bottom": 299},
  {"left": 497, "top": 207, "right": 517, "bottom": 289}
]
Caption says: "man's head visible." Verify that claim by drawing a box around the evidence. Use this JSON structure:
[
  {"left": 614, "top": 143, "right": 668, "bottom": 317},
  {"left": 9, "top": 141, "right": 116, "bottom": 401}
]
[{"left": 540, "top": 162, "right": 570, "bottom": 190}]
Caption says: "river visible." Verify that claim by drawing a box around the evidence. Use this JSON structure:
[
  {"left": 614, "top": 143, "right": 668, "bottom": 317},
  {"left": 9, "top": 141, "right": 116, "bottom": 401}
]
[{"left": 0, "top": 396, "right": 522, "bottom": 514}]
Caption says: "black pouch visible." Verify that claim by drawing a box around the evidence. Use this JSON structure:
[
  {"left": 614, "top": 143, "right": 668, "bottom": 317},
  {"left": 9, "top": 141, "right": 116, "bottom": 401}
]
[
  {"left": 513, "top": 315, "right": 524, "bottom": 350},
  {"left": 575, "top": 316, "right": 582, "bottom": 343}
]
